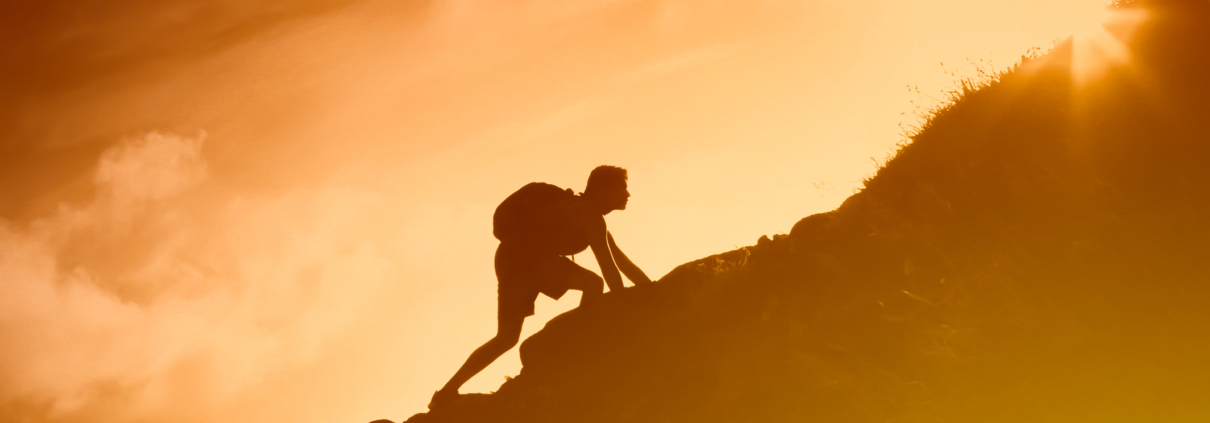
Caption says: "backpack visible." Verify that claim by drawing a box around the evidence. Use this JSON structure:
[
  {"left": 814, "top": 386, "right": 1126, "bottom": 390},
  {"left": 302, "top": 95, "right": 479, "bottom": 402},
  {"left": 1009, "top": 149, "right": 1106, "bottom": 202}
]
[{"left": 493, "top": 182, "right": 589, "bottom": 255}]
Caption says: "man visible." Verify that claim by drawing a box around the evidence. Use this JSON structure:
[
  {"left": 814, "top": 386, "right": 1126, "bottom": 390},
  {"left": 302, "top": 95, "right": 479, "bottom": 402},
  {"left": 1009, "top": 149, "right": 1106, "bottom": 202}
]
[{"left": 429, "top": 165, "right": 652, "bottom": 409}]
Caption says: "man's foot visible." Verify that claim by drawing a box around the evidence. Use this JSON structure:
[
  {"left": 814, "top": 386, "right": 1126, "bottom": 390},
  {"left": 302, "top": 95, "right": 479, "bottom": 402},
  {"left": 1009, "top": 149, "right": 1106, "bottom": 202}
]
[{"left": 428, "top": 389, "right": 459, "bottom": 410}]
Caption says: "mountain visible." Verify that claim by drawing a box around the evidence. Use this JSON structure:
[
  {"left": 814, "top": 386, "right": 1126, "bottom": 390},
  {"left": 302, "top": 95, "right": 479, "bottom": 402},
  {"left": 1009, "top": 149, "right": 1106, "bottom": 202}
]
[{"left": 401, "top": 1, "right": 1210, "bottom": 421}]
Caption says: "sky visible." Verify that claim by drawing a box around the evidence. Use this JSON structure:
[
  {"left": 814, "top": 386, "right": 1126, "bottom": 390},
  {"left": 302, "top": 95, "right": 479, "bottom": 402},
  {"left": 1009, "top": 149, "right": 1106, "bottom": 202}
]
[{"left": 0, "top": 0, "right": 1114, "bottom": 421}]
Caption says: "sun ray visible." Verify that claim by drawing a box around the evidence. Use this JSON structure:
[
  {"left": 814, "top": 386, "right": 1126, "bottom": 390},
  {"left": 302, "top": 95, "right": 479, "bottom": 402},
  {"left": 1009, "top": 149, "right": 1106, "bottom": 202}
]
[{"left": 1071, "top": 6, "right": 1151, "bottom": 87}]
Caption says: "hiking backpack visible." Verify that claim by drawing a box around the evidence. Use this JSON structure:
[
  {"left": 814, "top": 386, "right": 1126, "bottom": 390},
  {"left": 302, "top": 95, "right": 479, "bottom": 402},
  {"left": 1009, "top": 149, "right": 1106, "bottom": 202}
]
[{"left": 493, "top": 182, "right": 588, "bottom": 255}]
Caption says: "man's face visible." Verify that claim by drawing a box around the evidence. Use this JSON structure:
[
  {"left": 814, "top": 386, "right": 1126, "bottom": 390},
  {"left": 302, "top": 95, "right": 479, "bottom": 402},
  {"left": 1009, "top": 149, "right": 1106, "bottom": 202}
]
[{"left": 604, "top": 181, "right": 630, "bottom": 212}]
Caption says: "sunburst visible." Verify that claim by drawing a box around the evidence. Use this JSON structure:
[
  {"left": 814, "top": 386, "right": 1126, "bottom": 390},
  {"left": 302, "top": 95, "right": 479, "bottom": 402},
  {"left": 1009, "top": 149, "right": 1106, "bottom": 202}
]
[{"left": 1071, "top": 6, "right": 1151, "bottom": 87}]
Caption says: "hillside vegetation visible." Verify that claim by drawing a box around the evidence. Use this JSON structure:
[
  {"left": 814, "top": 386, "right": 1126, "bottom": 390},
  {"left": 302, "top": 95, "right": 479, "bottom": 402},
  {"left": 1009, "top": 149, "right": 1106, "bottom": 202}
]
[{"left": 404, "top": 1, "right": 1210, "bottom": 421}]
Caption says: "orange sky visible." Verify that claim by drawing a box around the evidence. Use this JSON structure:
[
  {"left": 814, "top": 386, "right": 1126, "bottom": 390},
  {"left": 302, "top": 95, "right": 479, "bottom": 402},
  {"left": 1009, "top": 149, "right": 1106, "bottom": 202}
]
[{"left": 0, "top": 1, "right": 1114, "bottom": 421}]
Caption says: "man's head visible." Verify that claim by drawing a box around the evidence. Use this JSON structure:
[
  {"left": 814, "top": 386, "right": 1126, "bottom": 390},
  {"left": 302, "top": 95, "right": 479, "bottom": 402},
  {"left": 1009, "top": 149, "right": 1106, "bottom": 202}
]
[{"left": 584, "top": 165, "right": 629, "bottom": 214}]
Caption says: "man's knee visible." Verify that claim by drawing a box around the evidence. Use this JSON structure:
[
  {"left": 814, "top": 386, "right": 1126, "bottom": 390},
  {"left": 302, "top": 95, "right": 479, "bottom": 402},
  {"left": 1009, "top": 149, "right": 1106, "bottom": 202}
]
[
  {"left": 575, "top": 271, "right": 604, "bottom": 292},
  {"left": 494, "top": 316, "right": 524, "bottom": 348},
  {"left": 491, "top": 334, "right": 519, "bottom": 350}
]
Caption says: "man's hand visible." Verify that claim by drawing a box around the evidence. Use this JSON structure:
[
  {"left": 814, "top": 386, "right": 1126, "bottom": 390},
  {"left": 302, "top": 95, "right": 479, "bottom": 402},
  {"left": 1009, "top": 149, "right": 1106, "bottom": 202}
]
[{"left": 607, "top": 232, "right": 652, "bottom": 285}]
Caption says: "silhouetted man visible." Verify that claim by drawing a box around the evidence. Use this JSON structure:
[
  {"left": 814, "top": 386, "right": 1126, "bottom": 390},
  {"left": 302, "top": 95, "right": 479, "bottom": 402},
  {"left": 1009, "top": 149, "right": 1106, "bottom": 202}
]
[{"left": 429, "top": 165, "right": 652, "bottom": 409}]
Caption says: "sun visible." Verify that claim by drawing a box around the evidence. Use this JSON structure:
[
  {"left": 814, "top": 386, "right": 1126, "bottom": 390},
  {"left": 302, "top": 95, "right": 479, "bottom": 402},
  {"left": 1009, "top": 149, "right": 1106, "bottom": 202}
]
[{"left": 1070, "top": 5, "right": 1151, "bottom": 87}]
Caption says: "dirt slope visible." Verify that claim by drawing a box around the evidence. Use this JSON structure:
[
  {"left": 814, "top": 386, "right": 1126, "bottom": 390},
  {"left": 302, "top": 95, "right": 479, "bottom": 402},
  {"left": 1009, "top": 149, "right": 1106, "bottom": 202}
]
[{"left": 403, "top": 1, "right": 1210, "bottom": 421}]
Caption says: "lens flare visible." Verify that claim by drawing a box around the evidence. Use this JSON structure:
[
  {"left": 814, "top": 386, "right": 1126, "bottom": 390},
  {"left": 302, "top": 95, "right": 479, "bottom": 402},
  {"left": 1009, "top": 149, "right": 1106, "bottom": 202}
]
[{"left": 1071, "top": 6, "right": 1150, "bottom": 87}]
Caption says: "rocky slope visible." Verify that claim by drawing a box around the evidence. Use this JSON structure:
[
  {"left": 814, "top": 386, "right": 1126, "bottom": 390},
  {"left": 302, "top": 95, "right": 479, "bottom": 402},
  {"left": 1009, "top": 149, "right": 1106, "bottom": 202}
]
[{"left": 401, "top": 1, "right": 1210, "bottom": 421}]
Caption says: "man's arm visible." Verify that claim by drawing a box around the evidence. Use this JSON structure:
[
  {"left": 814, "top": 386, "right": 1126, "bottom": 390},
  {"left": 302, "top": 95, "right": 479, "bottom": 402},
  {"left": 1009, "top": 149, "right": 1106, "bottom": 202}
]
[
  {"left": 607, "top": 232, "right": 652, "bottom": 285},
  {"left": 589, "top": 217, "right": 625, "bottom": 292}
]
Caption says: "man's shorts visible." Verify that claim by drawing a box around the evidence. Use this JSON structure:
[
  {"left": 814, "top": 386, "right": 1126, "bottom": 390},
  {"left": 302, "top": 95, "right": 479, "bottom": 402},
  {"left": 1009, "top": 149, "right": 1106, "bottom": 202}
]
[{"left": 495, "top": 242, "right": 583, "bottom": 319}]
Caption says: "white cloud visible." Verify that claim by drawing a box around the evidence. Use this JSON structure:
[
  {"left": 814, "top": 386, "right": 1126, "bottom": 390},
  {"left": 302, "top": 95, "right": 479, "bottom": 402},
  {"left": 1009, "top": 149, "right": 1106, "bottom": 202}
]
[
  {"left": 94, "top": 131, "right": 208, "bottom": 205},
  {"left": 0, "top": 132, "right": 393, "bottom": 422}
]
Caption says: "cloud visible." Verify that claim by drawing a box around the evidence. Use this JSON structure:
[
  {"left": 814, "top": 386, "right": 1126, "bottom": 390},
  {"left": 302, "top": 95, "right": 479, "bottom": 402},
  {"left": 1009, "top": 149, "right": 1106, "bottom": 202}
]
[
  {"left": 0, "top": 131, "right": 393, "bottom": 422},
  {"left": 0, "top": 0, "right": 355, "bottom": 97},
  {"left": 94, "top": 131, "right": 209, "bottom": 205},
  {"left": 0, "top": 0, "right": 360, "bottom": 223}
]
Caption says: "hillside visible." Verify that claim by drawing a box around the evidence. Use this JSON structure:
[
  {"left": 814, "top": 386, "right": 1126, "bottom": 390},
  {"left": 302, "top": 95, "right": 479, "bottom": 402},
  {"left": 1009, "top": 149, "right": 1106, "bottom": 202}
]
[{"left": 400, "top": 1, "right": 1210, "bottom": 421}]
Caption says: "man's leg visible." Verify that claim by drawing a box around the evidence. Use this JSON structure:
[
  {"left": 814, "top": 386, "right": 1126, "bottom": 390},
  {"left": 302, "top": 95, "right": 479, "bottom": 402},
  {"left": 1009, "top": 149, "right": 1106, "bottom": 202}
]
[
  {"left": 563, "top": 266, "right": 605, "bottom": 307},
  {"left": 432, "top": 313, "right": 525, "bottom": 405}
]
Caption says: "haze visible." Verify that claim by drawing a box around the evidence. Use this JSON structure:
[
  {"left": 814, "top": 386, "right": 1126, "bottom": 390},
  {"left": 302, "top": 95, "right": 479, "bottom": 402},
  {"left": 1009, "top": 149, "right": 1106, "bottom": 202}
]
[{"left": 0, "top": 0, "right": 1111, "bottom": 421}]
